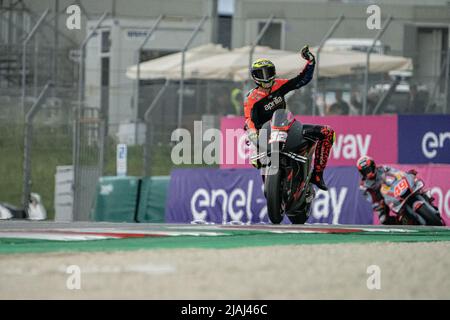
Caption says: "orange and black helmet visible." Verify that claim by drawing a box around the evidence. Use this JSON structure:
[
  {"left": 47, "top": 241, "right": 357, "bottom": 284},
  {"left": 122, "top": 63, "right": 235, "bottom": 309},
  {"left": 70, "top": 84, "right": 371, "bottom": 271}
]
[{"left": 356, "top": 156, "right": 376, "bottom": 180}]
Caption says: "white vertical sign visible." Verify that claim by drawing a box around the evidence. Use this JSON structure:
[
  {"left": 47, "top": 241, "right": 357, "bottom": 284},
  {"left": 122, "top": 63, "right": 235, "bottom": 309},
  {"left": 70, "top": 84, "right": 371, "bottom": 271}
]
[{"left": 117, "top": 144, "right": 127, "bottom": 176}]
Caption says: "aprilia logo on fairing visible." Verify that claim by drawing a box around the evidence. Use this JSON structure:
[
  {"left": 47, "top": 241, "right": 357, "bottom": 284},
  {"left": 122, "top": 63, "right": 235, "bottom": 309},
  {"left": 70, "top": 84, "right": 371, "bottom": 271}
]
[
  {"left": 264, "top": 96, "right": 283, "bottom": 111},
  {"left": 332, "top": 134, "right": 371, "bottom": 160}
]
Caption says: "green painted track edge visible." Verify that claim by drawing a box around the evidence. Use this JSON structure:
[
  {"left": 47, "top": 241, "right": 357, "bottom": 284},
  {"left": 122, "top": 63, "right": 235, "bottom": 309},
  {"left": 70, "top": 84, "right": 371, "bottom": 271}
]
[{"left": 1, "top": 230, "right": 450, "bottom": 254}]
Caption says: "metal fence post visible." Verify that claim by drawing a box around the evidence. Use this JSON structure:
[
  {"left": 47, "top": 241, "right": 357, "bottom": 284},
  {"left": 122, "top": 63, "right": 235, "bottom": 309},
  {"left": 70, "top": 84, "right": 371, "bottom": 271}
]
[
  {"left": 313, "top": 15, "right": 344, "bottom": 116},
  {"left": 135, "top": 15, "right": 164, "bottom": 114},
  {"left": 21, "top": 8, "right": 49, "bottom": 117},
  {"left": 98, "top": 117, "right": 106, "bottom": 176},
  {"left": 444, "top": 24, "right": 450, "bottom": 114},
  {"left": 134, "top": 14, "right": 164, "bottom": 144},
  {"left": 143, "top": 79, "right": 170, "bottom": 176},
  {"left": 248, "top": 15, "right": 274, "bottom": 81},
  {"left": 177, "top": 15, "right": 208, "bottom": 130},
  {"left": 362, "top": 16, "right": 392, "bottom": 115},
  {"left": 22, "top": 82, "right": 53, "bottom": 210},
  {"left": 72, "top": 12, "right": 108, "bottom": 221},
  {"left": 33, "top": 37, "right": 39, "bottom": 97}
]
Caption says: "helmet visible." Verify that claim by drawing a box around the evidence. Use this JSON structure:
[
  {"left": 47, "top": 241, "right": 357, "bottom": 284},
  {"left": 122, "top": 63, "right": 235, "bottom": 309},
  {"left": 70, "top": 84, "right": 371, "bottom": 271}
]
[
  {"left": 251, "top": 58, "right": 276, "bottom": 88},
  {"left": 356, "top": 156, "right": 376, "bottom": 180}
]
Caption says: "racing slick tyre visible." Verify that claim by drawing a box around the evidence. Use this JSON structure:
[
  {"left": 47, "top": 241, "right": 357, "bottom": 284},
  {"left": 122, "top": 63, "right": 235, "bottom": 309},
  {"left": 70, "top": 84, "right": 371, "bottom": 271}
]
[
  {"left": 287, "top": 202, "right": 311, "bottom": 224},
  {"left": 287, "top": 211, "right": 308, "bottom": 224},
  {"left": 416, "top": 197, "right": 444, "bottom": 226},
  {"left": 265, "top": 166, "right": 284, "bottom": 224}
]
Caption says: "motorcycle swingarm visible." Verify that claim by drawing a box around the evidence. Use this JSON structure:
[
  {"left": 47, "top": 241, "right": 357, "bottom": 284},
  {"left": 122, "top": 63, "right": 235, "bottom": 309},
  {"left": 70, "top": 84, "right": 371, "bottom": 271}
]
[
  {"left": 252, "top": 151, "right": 307, "bottom": 165},
  {"left": 280, "top": 151, "right": 308, "bottom": 163},
  {"left": 284, "top": 177, "right": 313, "bottom": 214},
  {"left": 286, "top": 185, "right": 313, "bottom": 214}
]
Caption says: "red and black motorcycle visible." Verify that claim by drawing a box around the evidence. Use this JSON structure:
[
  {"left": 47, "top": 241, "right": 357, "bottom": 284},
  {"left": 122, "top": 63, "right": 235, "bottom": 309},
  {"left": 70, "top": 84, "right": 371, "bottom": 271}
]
[{"left": 252, "top": 109, "right": 317, "bottom": 224}]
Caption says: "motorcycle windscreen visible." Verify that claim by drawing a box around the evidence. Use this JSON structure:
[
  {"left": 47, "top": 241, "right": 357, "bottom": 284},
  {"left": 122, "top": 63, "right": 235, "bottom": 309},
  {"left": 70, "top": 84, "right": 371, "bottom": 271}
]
[
  {"left": 258, "top": 118, "right": 309, "bottom": 154},
  {"left": 271, "top": 109, "right": 296, "bottom": 130}
]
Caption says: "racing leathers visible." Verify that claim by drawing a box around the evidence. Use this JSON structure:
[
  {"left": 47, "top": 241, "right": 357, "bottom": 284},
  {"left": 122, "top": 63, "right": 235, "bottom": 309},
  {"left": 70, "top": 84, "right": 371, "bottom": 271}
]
[
  {"left": 359, "top": 165, "right": 415, "bottom": 225},
  {"left": 243, "top": 60, "right": 335, "bottom": 190}
]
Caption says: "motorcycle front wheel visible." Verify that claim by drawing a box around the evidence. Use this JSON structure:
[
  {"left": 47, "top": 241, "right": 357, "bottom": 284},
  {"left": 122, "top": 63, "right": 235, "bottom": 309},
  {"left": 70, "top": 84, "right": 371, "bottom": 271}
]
[
  {"left": 265, "top": 166, "right": 284, "bottom": 224},
  {"left": 415, "top": 195, "right": 444, "bottom": 226}
]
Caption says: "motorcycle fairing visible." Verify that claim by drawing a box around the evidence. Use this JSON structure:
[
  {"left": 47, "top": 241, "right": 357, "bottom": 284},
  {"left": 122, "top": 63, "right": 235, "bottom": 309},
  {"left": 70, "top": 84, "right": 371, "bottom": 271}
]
[
  {"left": 380, "top": 171, "right": 425, "bottom": 213},
  {"left": 258, "top": 111, "right": 311, "bottom": 155}
]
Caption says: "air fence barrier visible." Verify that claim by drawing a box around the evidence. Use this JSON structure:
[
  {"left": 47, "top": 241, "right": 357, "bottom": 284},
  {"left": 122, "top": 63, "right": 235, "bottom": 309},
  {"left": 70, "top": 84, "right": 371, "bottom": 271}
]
[{"left": 91, "top": 176, "right": 169, "bottom": 223}]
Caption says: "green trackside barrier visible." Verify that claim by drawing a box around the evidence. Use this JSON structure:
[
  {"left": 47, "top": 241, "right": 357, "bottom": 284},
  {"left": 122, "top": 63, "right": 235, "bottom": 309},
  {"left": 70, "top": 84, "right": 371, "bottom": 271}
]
[
  {"left": 90, "top": 176, "right": 170, "bottom": 223},
  {"left": 91, "top": 176, "right": 141, "bottom": 222},
  {"left": 136, "top": 176, "right": 170, "bottom": 223}
]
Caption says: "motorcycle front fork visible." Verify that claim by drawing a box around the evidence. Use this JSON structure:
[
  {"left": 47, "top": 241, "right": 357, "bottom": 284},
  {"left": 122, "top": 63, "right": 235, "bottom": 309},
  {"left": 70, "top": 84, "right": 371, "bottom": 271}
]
[
  {"left": 404, "top": 205, "right": 427, "bottom": 225},
  {"left": 403, "top": 194, "right": 431, "bottom": 225}
]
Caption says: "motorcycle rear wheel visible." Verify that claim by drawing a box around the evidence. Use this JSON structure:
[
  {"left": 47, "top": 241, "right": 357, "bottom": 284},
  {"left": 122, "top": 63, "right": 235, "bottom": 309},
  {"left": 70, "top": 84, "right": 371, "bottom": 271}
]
[
  {"left": 265, "top": 167, "right": 284, "bottom": 224},
  {"left": 287, "top": 211, "right": 308, "bottom": 224}
]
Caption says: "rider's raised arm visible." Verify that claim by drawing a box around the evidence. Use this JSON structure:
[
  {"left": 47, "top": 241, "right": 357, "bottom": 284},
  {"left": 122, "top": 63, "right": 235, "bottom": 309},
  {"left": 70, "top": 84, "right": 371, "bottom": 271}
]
[
  {"left": 278, "top": 45, "right": 316, "bottom": 96},
  {"left": 278, "top": 59, "right": 315, "bottom": 96}
]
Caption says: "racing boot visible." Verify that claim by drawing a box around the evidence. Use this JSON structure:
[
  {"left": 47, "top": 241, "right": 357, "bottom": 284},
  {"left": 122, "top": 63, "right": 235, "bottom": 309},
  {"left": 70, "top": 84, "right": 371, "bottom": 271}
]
[
  {"left": 311, "top": 170, "right": 328, "bottom": 191},
  {"left": 311, "top": 126, "right": 335, "bottom": 191}
]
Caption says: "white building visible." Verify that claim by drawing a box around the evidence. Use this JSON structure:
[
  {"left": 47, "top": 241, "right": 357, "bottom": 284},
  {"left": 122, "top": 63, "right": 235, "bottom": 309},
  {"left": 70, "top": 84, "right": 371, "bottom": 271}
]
[{"left": 84, "top": 15, "right": 214, "bottom": 138}]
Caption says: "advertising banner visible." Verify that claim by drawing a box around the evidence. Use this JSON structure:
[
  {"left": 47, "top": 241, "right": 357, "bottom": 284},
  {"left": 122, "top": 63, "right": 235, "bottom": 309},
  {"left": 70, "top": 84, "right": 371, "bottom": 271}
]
[
  {"left": 165, "top": 167, "right": 373, "bottom": 225},
  {"left": 166, "top": 166, "right": 449, "bottom": 226},
  {"left": 398, "top": 115, "right": 450, "bottom": 164},
  {"left": 166, "top": 168, "right": 267, "bottom": 224},
  {"left": 220, "top": 115, "right": 398, "bottom": 168}
]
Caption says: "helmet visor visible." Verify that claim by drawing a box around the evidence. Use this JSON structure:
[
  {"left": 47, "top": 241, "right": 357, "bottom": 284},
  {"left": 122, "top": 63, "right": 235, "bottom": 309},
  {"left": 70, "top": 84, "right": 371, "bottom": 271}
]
[
  {"left": 252, "top": 66, "right": 276, "bottom": 82},
  {"left": 359, "top": 164, "right": 375, "bottom": 178}
]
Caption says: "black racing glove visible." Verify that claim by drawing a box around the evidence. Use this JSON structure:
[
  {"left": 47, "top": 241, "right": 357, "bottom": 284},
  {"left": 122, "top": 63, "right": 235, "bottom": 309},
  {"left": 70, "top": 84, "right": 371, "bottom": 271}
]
[{"left": 301, "top": 45, "right": 315, "bottom": 64}]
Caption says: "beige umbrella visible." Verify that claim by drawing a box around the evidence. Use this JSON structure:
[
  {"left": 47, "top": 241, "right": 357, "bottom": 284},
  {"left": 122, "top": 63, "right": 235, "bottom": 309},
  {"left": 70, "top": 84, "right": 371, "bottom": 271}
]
[
  {"left": 165, "top": 45, "right": 296, "bottom": 80},
  {"left": 125, "top": 43, "right": 228, "bottom": 80},
  {"left": 233, "top": 47, "right": 412, "bottom": 81},
  {"left": 317, "top": 49, "right": 412, "bottom": 77}
]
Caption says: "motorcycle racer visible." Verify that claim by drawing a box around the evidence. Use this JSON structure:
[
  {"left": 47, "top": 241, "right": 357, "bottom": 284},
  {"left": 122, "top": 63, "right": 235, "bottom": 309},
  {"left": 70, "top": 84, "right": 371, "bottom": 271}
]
[
  {"left": 356, "top": 155, "right": 420, "bottom": 225},
  {"left": 244, "top": 45, "right": 335, "bottom": 191}
]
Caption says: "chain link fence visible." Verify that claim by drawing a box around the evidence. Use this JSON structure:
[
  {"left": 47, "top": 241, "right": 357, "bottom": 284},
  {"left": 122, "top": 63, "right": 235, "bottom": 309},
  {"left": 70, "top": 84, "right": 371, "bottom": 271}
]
[
  {"left": 0, "top": 85, "right": 75, "bottom": 219},
  {"left": 1, "top": 6, "right": 449, "bottom": 220}
]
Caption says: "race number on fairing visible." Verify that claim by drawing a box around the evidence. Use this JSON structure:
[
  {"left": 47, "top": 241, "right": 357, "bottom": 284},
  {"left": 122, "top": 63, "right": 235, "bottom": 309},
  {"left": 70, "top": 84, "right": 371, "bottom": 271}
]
[
  {"left": 269, "top": 130, "right": 288, "bottom": 143},
  {"left": 394, "top": 178, "right": 409, "bottom": 197}
]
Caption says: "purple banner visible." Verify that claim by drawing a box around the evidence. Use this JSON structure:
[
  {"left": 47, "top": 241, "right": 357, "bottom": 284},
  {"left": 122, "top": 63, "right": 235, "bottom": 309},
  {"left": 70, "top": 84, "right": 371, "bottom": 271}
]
[
  {"left": 398, "top": 115, "right": 450, "bottom": 164},
  {"left": 166, "top": 167, "right": 373, "bottom": 225},
  {"left": 166, "top": 168, "right": 268, "bottom": 224},
  {"left": 310, "top": 167, "right": 373, "bottom": 224}
]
